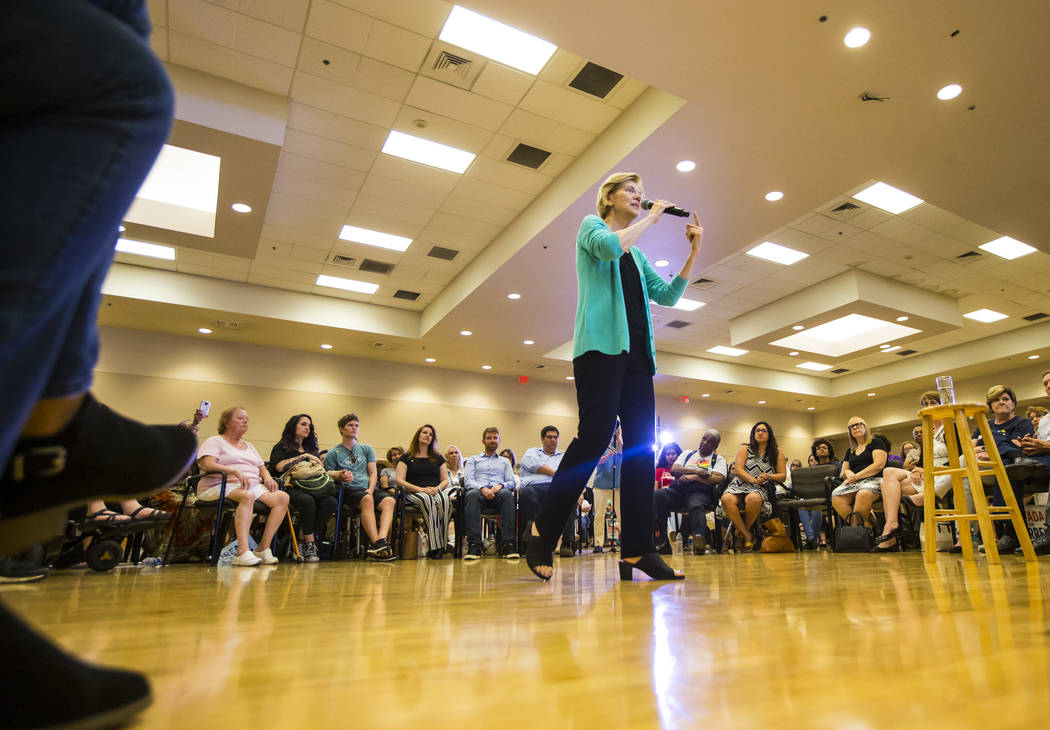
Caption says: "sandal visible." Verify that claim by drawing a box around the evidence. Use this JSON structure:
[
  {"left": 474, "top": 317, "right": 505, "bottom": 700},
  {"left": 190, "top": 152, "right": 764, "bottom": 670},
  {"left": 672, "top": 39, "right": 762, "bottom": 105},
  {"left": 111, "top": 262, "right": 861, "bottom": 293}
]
[
  {"left": 127, "top": 506, "right": 170, "bottom": 523},
  {"left": 619, "top": 553, "right": 684, "bottom": 581},
  {"left": 525, "top": 525, "right": 554, "bottom": 581},
  {"left": 84, "top": 509, "right": 131, "bottom": 526}
]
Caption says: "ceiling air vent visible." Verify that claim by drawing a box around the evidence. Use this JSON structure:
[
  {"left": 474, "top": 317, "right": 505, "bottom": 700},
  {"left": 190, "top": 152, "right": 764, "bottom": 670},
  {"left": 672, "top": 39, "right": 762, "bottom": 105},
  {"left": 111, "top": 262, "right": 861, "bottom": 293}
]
[
  {"left": 569, "top": 61, "right": 623, "bottom": 98},
  {"left": 214, "top": 319, "right": 240, "bottom": 329},
  {"left": 830, "top": 368, "right": 850, "bottom": 374},
  {"left": 896, "top": 349, "right": 918, "bottom": 356},
  {"left": 393, "top": 289, "right": 420, "bottom": 301},
  {"left": 359, "top": 258, "right": 394, "bottom": 275},
  {"left": 955, "top": 251, "right": 982, "bottom": 262},
  {"left": 506, "top": 143, "right": 551, "bottom": 170},
  {"left": 330, "top": 255, "right": 357, "bottom": 267},
  {"left": 1022, "top": 312, "right": 1047, "bottom": 321},
  {"left": 428, "top": 245, "right": 459, "bottom": 261},
  {"left": 665, "top": 320, "right": 690, "bottom": 329},
  {"left": 823, "top": 200, "right": 865, "bottom": 222},
  {"left": 421, "top": 43, "right": 485, "bottom": 90},
  {"left": 690, "top": 277, "right": 717, "bottom": 290}
]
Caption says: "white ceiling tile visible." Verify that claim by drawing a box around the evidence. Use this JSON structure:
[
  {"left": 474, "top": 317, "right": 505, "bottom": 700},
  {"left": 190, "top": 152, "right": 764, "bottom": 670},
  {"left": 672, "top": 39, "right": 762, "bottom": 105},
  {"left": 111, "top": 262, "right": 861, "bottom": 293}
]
[
  {"left": 791, "top": 213, "right": 841, "bottom": 237},
  {"left": 147, "top": 0, "right": 167, "bottom": 26},
  {"left": 297, "top": 37, "right": 362, "bottom": 86},
  {"left": 248, "top": 275, "right": 317, "bottom": 294},
  {"left": 177, "top": 263, "right": 247, "bottom": 282},
  {"left": 354, "top": 57, "right": 417, "bottom": 102},
  {"left": 359, "top": 174, "right": 450, "bottom": 210},
  {"left": 149, "top": 28, "right": 168, "bottom": 60},
  {"left": 422, "top": 269, "right": 454, "bottom": 285},
  {"left": 771, "top": 228, "right": 830, "bottom": 253},
  {"left": 268, "top": 190, "right": 349, "bottom": 223},
  {"left": 812, "top": 220, "right": 863, "bottom": 242},
  {"left": 466, "top": 156, "right": 551, "bottom": 195},
  {"left": 231, "top": 0, "right": 309, "bottom": 32},
  {"left": 232, "top": 11, "right": 302, "bottom": 66},
  {"left": 439, "top": 195, "right": 517, "bottom": 227},
  {"left": 479, "top": 134, "right": 516, "bottom": 160},
  {"left": 538, "top": 152, "right": 573, "bottom": 178},
  {"left": 858, "top": 260, "right": 913, "bottom": 278},
  {"left": 172, "top": 249, "right": 214, "bottom": 267},
  {"left": 272, "top": 172, "right": 357, "bottom": 208},
  {"left": 304, "top": 1, "right": 372, "bottom": 54},
  {"left": 450, "top": 177, "right": 531, "bottom": 211},
  {"left": 282, "top": 129, "right": 377, "bottom": 172},
  {"left": 428, "top": 212, "right": 502, "bottom": 241},
  {"left": 405, "top": 76, "right": 513, "bottom": 132},
  {"left": 899, "top": 203, "right": 966, "bottom": 232},
  {"left": 703, "top": 264, "right": 763, "bottom": 286},
  {"left": 249, "top": 263, "right": 319, "bottom": 285},
  {"left": 287, "top": 103, "right": 387, "bottom": 150},
  {"left": 264, "top": 207, "right": 340, "bottom": 238},
  {"left": 261, "top": 223, "right": 338, "bottom": 251},
  {"left": 944, "top": 220, "right": 1001, "bottom": 246},
  {"left": 392, "top": 106, "right": 492, "bottom": 153},
  {"left": 870, "top": 217, "right": 931, "bottom": 245},
  {"left": 538, "top": 49, "right": 585, "bottom": 86},
  {"left": 547, "top": 124, "right": 595, "bottom": 156},
  {"left": 500, "top": 109, "right": 559, "bottom": 146},
  {"left": 847, "top": 208, "right": 894, "bottom": 230},
  {"left": 169, "top": 0, "right": 236, "bottom": 46},
  {"left": 369, "top": 155, "right": 461, "bottom": 193},
  {"left": 352, "top": 191, "right": 438, "bottom": 226},
  {"left": 417, "top": 225, "right": 489, "bottom": 252},
  {"left": 277, "top": 152, "right": 367, "bottom": 191},
  {"left": 291, "top": 71, "right": 400, "bottom": 127},
  {"left": 604, "top": 77, "right": 647, "bottom": 109},
  {"left": 329, "top": 0, "right": 451, "bottom": 38},
  {"left": 168, "top": 32, "right": 293, "bottom": 96},
  {"left": 915, "top": 233, "right": 976, "bottom": 259},
  {"left": 363, "top": 18, "right": 431, "bottom": 72},
  {"left": 252, "top": 251, "right": 323, "bottom": 275},
  {"left": 518, "top": 80, "right": 619, "bottom": 135},
  {"left": 289, "top": 245, "right": 331, "bottom": 263},
  {"left": 472, "top": 64, "right": 536, "bottom": 106}
]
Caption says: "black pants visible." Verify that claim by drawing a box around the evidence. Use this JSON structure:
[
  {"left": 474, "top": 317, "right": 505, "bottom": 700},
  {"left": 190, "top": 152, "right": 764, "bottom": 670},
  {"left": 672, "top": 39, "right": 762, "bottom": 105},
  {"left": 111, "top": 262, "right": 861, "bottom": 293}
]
[
  {"left": 288, "top": 487, "right": 338, "bottom": 536},
  {"left": 520, "top": 483, "right": 575, "bottom": 545},
  {"left": 654, "top": 480, "right": 715, "bottom": 545},
  {"left": 535, "top": 346, "right": 656, "bottom": 558}
]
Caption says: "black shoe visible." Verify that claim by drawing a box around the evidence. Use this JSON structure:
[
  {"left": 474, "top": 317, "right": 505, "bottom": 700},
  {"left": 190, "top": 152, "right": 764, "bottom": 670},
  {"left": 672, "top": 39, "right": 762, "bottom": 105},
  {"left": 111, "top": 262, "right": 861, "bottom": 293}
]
[
  {"left": 1, "top": 395, "right": 197, "bottom": 552},
  {"left": 996, "top": 534, "right": 1021, "bottom": 553},
  {"left": 367, "top": 538, "right": 392, "bottom": 560},
  {"left": 0, "top": 599, "right": 152, "bottom": 728},
  {"left": 692, "top": 537, "right": 708, "bottom": 556},
  {"left": 502, "top": 541, "right": 520, "bottom": 559},
  {"left": 592, "top": 545, "right": 603, "bottom": 554},
  {"left": 657, "top": 541, "right": 672, "bottom": 556},
  {"left": 619, "top": 553, "right": 684, "bottom": 581},
  {"left": 464, "top": 544, "right": 482, "bottom": 561},
  {"left": 805, "top": 538, "right": 819, "bottom": 551},
  {"left": 0, "top": 555, "right": 49, "bottom": 583}
]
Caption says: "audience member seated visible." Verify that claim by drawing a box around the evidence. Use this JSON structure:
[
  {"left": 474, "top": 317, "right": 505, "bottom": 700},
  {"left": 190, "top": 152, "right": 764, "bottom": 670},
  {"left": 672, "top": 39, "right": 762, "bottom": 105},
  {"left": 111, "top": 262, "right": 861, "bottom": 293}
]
[
  {"left": 655, "top": 442, "right": 682, "bottom": 490},
  {"left": 378, "top": 446, "right": 404, "bottom": 495},
  {"left": 82, "top": 498, "right": 168, "bottom": 527},
  {"left": 196, "top": 406, "right": 289, "bottom": 566},
  {"left": 1025, "top": 405, "right": 1047, "bottom": 431},
  {"left": 807, "top": 454, "right": 817, "bottom": 466},
  {"left": 973, "top": 385, "right": 1034, "bottom": 554},
  {"left": 654, "top": 429, "right": 727, "bottom": 555},
  {"left": 1023, "top": 370, "right": 1050, "bottom": 554},
  {"left": 445, "top": 444, "right": 465, "bottom": 489},
  {"left": 799, "top": 438, "right": 838, "bottom": 548},
  {"left": 830, "top": 417, "right": 887, "bottom": 533},
  {"left": 592, "top": 425, "right": 622, "bottom": 553},
  {"left": 900, "top": 440, "right": 920, "bottom": 470},
  {"left": 719, "top": 421, "right": 785, "bottom": 552},
  {"left": 269, "top": 413, "right": 339, "bottom": 563},
  {"left": 324, "top": 413, "right": 395, "bottom": 561},
  {"left": 463, "top": 427, "right": 518, "bottom": 560},
  {"left": 396, "top": 424, "right": 455, "bottom": 559},
  {"left": 519, "top": 426, "right": 575, "bottom": 558},
  {"left": 499, "top": 448, "right": 521, "bottom": 489}
]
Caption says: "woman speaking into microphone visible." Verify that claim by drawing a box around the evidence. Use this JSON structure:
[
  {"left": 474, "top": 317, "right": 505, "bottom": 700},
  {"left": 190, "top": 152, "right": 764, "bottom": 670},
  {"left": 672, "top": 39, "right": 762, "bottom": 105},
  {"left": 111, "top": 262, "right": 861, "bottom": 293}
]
[{"left": 527, "top": 172, "right": 703, "bottom": 581}]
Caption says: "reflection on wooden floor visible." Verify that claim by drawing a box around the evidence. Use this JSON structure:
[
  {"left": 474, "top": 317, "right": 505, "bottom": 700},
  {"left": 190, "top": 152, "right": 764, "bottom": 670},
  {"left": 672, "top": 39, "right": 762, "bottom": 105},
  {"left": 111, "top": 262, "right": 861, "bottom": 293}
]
[{"left": 3, "top": 551, "right": 1049, "bottom": 728}]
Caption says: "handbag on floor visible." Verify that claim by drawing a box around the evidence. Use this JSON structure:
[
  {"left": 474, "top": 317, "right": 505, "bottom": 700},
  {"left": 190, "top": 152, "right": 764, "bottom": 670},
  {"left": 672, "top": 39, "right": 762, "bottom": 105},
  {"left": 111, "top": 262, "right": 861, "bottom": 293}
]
[{"left": 834, "top": 512, "right": 873, "bottom": 552}]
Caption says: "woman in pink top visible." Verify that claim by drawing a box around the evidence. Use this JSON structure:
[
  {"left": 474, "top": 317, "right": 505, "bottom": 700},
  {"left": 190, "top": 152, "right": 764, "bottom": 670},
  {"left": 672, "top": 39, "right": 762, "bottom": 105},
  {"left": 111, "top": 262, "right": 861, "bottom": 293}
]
[{"left": 196, "top": 406, "right": 289, "bottom": 566}]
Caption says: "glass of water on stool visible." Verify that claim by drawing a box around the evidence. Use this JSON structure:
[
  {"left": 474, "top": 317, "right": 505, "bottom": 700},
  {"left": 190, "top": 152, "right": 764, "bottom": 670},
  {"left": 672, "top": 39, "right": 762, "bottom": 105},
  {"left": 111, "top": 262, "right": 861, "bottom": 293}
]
[{"left": 935, "top": 375, "right": 955, "bottom": 405}]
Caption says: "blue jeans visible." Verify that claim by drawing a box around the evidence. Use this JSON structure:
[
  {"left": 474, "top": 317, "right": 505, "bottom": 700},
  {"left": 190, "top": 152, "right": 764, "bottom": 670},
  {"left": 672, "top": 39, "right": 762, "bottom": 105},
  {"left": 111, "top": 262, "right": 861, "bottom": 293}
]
[
  {"left": 463, "top": 488, "right": 516, "bottom": 547},
  {"left": 0, "top": 0, "right": 173, "bottom": 467},
  {"left": 799, "top": 509, "right": 823, "bottom": 541}
]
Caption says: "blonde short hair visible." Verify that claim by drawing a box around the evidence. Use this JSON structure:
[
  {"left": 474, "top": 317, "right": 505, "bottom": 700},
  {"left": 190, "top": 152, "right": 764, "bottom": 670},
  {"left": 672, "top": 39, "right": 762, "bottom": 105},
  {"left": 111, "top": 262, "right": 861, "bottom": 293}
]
[
  {"left": 846, "top": 416, "right": 871, "bottom": 450},
  {"left": 217, "top": 406, "right": 246, "bottom": 434},
  {"left": 985, "top": 384, "right": 1016, "bottom": 409},
  {"left": 596, "top": 172, "right": 642, "bottom": 218}
]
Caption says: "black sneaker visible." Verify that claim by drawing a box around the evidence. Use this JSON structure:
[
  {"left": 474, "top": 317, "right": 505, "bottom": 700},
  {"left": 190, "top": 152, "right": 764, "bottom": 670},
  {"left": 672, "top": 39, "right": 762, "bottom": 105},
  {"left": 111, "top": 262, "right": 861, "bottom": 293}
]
[
  {"left": 502, "top": 541, "right": 520, "bottom": 559},
  {"left": 0, "top": 555, "right": 49, "bottom": 583},
  {"left": 1, "top": 395, "right": 197, "bottom": 552},
  {"left": 988, "top": 534, "right": 1021, "bottom": 554},
  {"left": 464, "top": 544, "right": 482, "bottom": 561},
  {"left": 1032, "top": 532, "right": 1050, "bottom": 556},
  {"left": 0, "top": 599, "right": 152, "bottom": 728},
  {"left": 692, "top": 537, "right": 707, "bottom": 556},
  {"left": 366, "top": 538, "right": 389, "bottom": 559}
]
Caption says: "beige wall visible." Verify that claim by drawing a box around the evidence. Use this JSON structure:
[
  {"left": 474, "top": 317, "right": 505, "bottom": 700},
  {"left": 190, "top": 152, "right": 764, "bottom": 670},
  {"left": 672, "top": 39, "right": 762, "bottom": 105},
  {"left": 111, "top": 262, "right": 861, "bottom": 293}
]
[{"left": 93, "top": 327, "right": 819, "bottom": 465}]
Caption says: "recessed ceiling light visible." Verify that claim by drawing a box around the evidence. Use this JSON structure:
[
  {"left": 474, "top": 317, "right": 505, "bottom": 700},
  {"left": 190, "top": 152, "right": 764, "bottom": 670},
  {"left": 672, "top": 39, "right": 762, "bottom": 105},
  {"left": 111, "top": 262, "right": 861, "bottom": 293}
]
[
  {"left": 566, "top": 376, "right": 574, "bottom": 381},
  {"left": 460, "top": 330, "right": 472, "bottom": 336},
  {"left": 381, "top": 130, "right": 475, "bottom": 174},
  {"left": 231, "top": 202, "right": 252, "bottom": 213},
  {"left": 338, "top": 224, "right": 412, "bottom": 252},
  {"left": 197, "top": 328, "right": 212, "bottom": 335},
  {"left": 979, "top": 236, "right": 1037, "bottom": 260},
  {"left": 438, "top": 5, "right": 556, "bottom": 75},
  {"left": 654, "top": 259, "right": 670, "bottom": 267},
  {"left": 708, "top": 345, "right": 748, "bottom": 357},
  {"left": 747, "top": 241, "right": 809, "bottom": 266},
  {"left": 853, "top": 181, "right": 923, "bottom": 214},
  {"left": 788, "top": 351, "right": 800, "bottom": 356},
  {"left": 481, "top": 365, "right": 492, "bottom": 370},
  {"left": 882, "top": 345, "right": 901, "bottom": 353},
  {"left": 937, "top": 83, "right": 962, "bottom": 100},
  {"left": 507, "top": 292, "right": 521, "bottom": 300},
  {"left": 320, "top": 344, "right": 333, "bottom": 350},
  {"left": 807, "top": 406, "right": 815, "bottom": 411},
  {"left": 895, "top": 316, "right": 909, "bottom": 322},
  {"left": 523, "top": 339, "right": 534, "bottom": 345},
  {"left": 797, "top": 361, "right": 834, "bottom": 371},
  {"left": 676, "top": 160, "right": 696, "bottom": 172},
  {"left": 118, "top": 225, "right": 126, "bottom": 232},
  {"left": 115, "top": 238, "right": 175, "bottom": 260},
  {"left": 425, "top": 357, "right": 436, "bottom": 363},
  {"left": 771, "top": 313, "right": 921, "bottom": 357},
  {"left": 315, "top": 274, "right": 379, "bottom": 294},
  {"left": 1029, "top": 355, "right": 1040, "bottom": 360},
  {"left": 673, "top": 297, "right": 705, "bottom": 311},
  {"left": 701, "top": 393, "right": 710, "bottom": 398},
  {"left": 963, "top": 308, "right": 1008, "bottom": 323},
  {"left": 879, "top": 344, "right": 891, "bottom": 349},
  {"left": 792, "top": 325, "right": 805, "bottom": 331},
  {"left": 126, "top": 144, "right": 220, "bottom": 237},
  {"left": 867, "top": 392, "right": 876, "bottom": 397},
  {"left": 765, "top": 191, "right": 784, "bottom": 202},
  {"left": 843, "top": 27, "right": 871, "bottom": 48},
  {"left": 757, "top": 400, "right": 766, "bottom": 405}
]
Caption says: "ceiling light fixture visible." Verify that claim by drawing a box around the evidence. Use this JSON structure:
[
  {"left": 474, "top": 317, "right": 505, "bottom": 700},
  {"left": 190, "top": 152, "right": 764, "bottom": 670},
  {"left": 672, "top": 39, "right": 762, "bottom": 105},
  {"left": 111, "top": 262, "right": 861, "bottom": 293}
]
[
  {"left": 937, "top": 83, "right": 962, "bottom": 100},
  {"left": 765, "top": 191, "right": 784, "bottom": 202},
  {"left": 843, "top": 27, "right": 871, "bottom": 48},
  {"left": 338, "top": 224, "right": 412, "bottom": 252},
  {"left": 895, "top": 316, "right": 909, "bottom": 322},
  {"left": 507, "top": 293, "right": 521, "bottom": 300},
  {"left": 315, "top": 274, "right": 379, "bottom": 294},
  {"left": 197, "top": 328, "right": 212, "bottom": 335},
  {"left": 792, "top": 325, "right": 805, "bottom": 331},
  {"left": 882, "top": 345, "right": 901, "bottom": 353},
  {"left": 1029, "top": 355, "right": 1040, "bottom": 360},
  {"left": 320, "top": 344, "right": 333, "bottom": 350},
  {"left": 523, "top": 339, "right": 534, "bottom": 345},
  {"left": 460, "top": 330, "right": 472, "bottom": 336},
  {"left": 807, "top": 406, "right": 815, "bottom": 411},
  {"left": 867, "top": 392, "right": 876, "bottom": 397},
  {"left": 126, "top": 144, "right": 220, "bottom": 237},
  {"left": 771, "top": 313, "right": 921, "bottom": 357},
  {"left": 438, "top": 5, "right": 556, "bottom": 75},
  {"left": 979, "top": 236, "right": 1037, "bottom": 260},
  {"left": 747, "top": 241, "right": 809, "bottom": 266},
  {"left": 757, "top": 400, "right": 767, "bottom": 405},
  {"left": 381, "top": 130, "right": 476, "bottom": 174},
  {"left": 425, "top": 357, "right": 436, "bottom": 363},
  {"left": 879, "top": 344, "right": 891, "bottom": 349},
  {"left": 118, "top": 225, "right": 126, "bottom": 232},
  {"left": 788, "top": 351, "right": 800, "bottom": 356},
  {"left": 676, "top": 160, "right": 696, "bottom": 172},
  {"left": 231, "top": 202, "right": 252, "bottom": 213},
  {"left": 797, "top": 361, "right": 834, "bottom": 371},
  {"left": 852, "top": 181, "right": 923, "bottom": 214},
  {"left": 963, "top": 308, "right": 1008, "bottom": 323},
  {"left": 654, "top": 259, "right": 670, "bottom": 267},
  {"left": 115, "top": 238, "right": 175, "bottom": 260},
  {"left": 672, "top": 297, "right": 705, "bottom": 311},
  {"left": 708, "top": 345, "right": 748, "bottom": 357},
  {"left": 481, "top": 365, "right": 492, "bottom": 370},
  {"left": 701, "top": 393, "right": 710, "bottom": 398},
  {"left": 566, "top": 376, "right": 574, "bottom": 381}
]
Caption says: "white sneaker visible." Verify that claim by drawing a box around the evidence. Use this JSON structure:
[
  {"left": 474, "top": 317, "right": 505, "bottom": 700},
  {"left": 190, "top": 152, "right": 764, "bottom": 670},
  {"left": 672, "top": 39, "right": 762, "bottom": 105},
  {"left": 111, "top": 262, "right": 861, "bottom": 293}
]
[
  {"left": 231, "top": 551, "right": 262, "bottom": 567},
  {"left": 253, "top": 547, "right": 279, "bottom": 565}
]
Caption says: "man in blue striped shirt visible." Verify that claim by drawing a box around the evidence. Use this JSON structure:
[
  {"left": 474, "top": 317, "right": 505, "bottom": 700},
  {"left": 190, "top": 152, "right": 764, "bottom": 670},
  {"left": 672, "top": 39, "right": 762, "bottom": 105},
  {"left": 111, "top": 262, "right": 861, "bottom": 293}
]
[{"left": 463, "top": 427, "right": 518, "bottom": 560}]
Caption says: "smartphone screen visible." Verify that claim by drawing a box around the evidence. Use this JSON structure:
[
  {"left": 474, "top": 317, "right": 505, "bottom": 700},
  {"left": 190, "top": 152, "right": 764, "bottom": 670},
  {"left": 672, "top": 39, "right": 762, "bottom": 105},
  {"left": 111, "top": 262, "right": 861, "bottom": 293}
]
[{"left": 199, "top": 400, "right": 211, "bottom": 417}]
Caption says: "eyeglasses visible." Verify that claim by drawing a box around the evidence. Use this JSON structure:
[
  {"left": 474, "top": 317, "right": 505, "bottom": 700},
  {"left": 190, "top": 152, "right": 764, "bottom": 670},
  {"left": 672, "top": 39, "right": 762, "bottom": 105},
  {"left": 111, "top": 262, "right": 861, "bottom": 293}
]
[{"left": 848, "top": 423, "right": 865, "bottom": 430}]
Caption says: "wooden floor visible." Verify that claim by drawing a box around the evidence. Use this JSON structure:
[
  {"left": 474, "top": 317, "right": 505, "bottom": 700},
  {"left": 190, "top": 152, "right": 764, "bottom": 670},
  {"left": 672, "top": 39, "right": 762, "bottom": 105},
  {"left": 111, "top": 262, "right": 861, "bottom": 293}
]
[{"left": 4, "top": 550, "right": 1050, "bottom": 729}]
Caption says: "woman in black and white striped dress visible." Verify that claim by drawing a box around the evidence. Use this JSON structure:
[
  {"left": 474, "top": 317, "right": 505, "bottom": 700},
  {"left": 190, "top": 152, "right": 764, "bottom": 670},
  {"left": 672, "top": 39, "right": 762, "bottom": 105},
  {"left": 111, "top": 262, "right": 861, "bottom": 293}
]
[
  {"left": 719, "top": 421, "right": 786, "bottom": 551},
  {"left": 831, "top": 417, "right": 889, "bottom": 528},
  {"left": 396, "top": 424, "right": 456, "bottom": 559}
]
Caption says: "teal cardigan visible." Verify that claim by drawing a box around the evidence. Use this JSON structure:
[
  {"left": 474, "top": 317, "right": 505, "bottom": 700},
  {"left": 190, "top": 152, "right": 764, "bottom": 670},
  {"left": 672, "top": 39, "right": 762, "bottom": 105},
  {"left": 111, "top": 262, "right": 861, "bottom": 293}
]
[{"left": 572, "top": 215, "right": 688, "bottom": 369}]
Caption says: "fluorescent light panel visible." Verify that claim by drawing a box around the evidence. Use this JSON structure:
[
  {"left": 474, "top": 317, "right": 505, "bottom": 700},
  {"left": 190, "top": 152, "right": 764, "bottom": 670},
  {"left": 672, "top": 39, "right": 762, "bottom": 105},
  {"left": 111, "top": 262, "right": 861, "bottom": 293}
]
[
  {"left": 747, "top": 241, "right": 808, "bottom": 266},
  {"left": 963, "top": 308, "right": 1008, "bottom": 323},
  {"left": 978, "top": 236, "right": 1036, "bottom": 260},
  {"left": 797, "top": 361, "right": 834, "bottom": 371},
  {"left": 852, "top": 181, "right": 923, "bottom": 215},
  {"left": 770, "top": 313, "right": 920, "bottom": 357},
  {"left": 316, "top": 274, "right": 379, "bottom": 294},
  {"left": 439, "top": 5, "right": 556, "bottom": 75},
  {"left": 115, "top": 238, "right": 175, "bottom": 260},
  {"left": 338, "top": 224, "right": 412, "bottom": 252},
  {"left": 672, "top": 298, "right": 705, "bottom": 311},
  {"left": 381, "top": 130, "right": 475, "bottom": 174},
  {"left": 708, "top": 345, "right": 748, "bottom": 357}
]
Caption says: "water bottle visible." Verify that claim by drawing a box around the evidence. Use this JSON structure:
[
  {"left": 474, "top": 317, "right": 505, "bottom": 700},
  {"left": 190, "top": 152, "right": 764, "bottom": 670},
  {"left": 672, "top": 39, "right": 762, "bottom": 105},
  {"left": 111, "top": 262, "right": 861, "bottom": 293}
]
[
  {"left": 141, "top": 557, "right": 163, "bottom": 568},
  {"left": 417, "top": 528, "right": 429, "bottom": 558},
  {"left": 674, "top": 532, "right": 683, "bottom": 555}
]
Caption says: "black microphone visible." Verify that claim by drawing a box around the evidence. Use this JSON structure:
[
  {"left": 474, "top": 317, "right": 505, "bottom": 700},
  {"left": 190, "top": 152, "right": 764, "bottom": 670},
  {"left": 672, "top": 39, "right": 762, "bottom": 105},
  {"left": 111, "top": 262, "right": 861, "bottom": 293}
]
[{"left": 641, "top": 199, "right": 690, "bottom": 217}]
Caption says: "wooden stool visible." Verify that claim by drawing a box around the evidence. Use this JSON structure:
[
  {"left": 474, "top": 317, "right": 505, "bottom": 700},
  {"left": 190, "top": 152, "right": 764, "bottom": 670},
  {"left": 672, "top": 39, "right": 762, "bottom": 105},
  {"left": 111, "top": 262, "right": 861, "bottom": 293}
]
[{"left": 919, "top": 403, "right": 1036, "bottom": 564}]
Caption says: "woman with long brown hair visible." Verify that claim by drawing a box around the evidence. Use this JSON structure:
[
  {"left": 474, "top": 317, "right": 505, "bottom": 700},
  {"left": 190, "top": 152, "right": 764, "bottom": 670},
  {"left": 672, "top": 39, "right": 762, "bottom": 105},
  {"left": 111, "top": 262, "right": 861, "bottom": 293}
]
[{"left": 396, "top": 424, "right": 454, "bottom": 559}]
